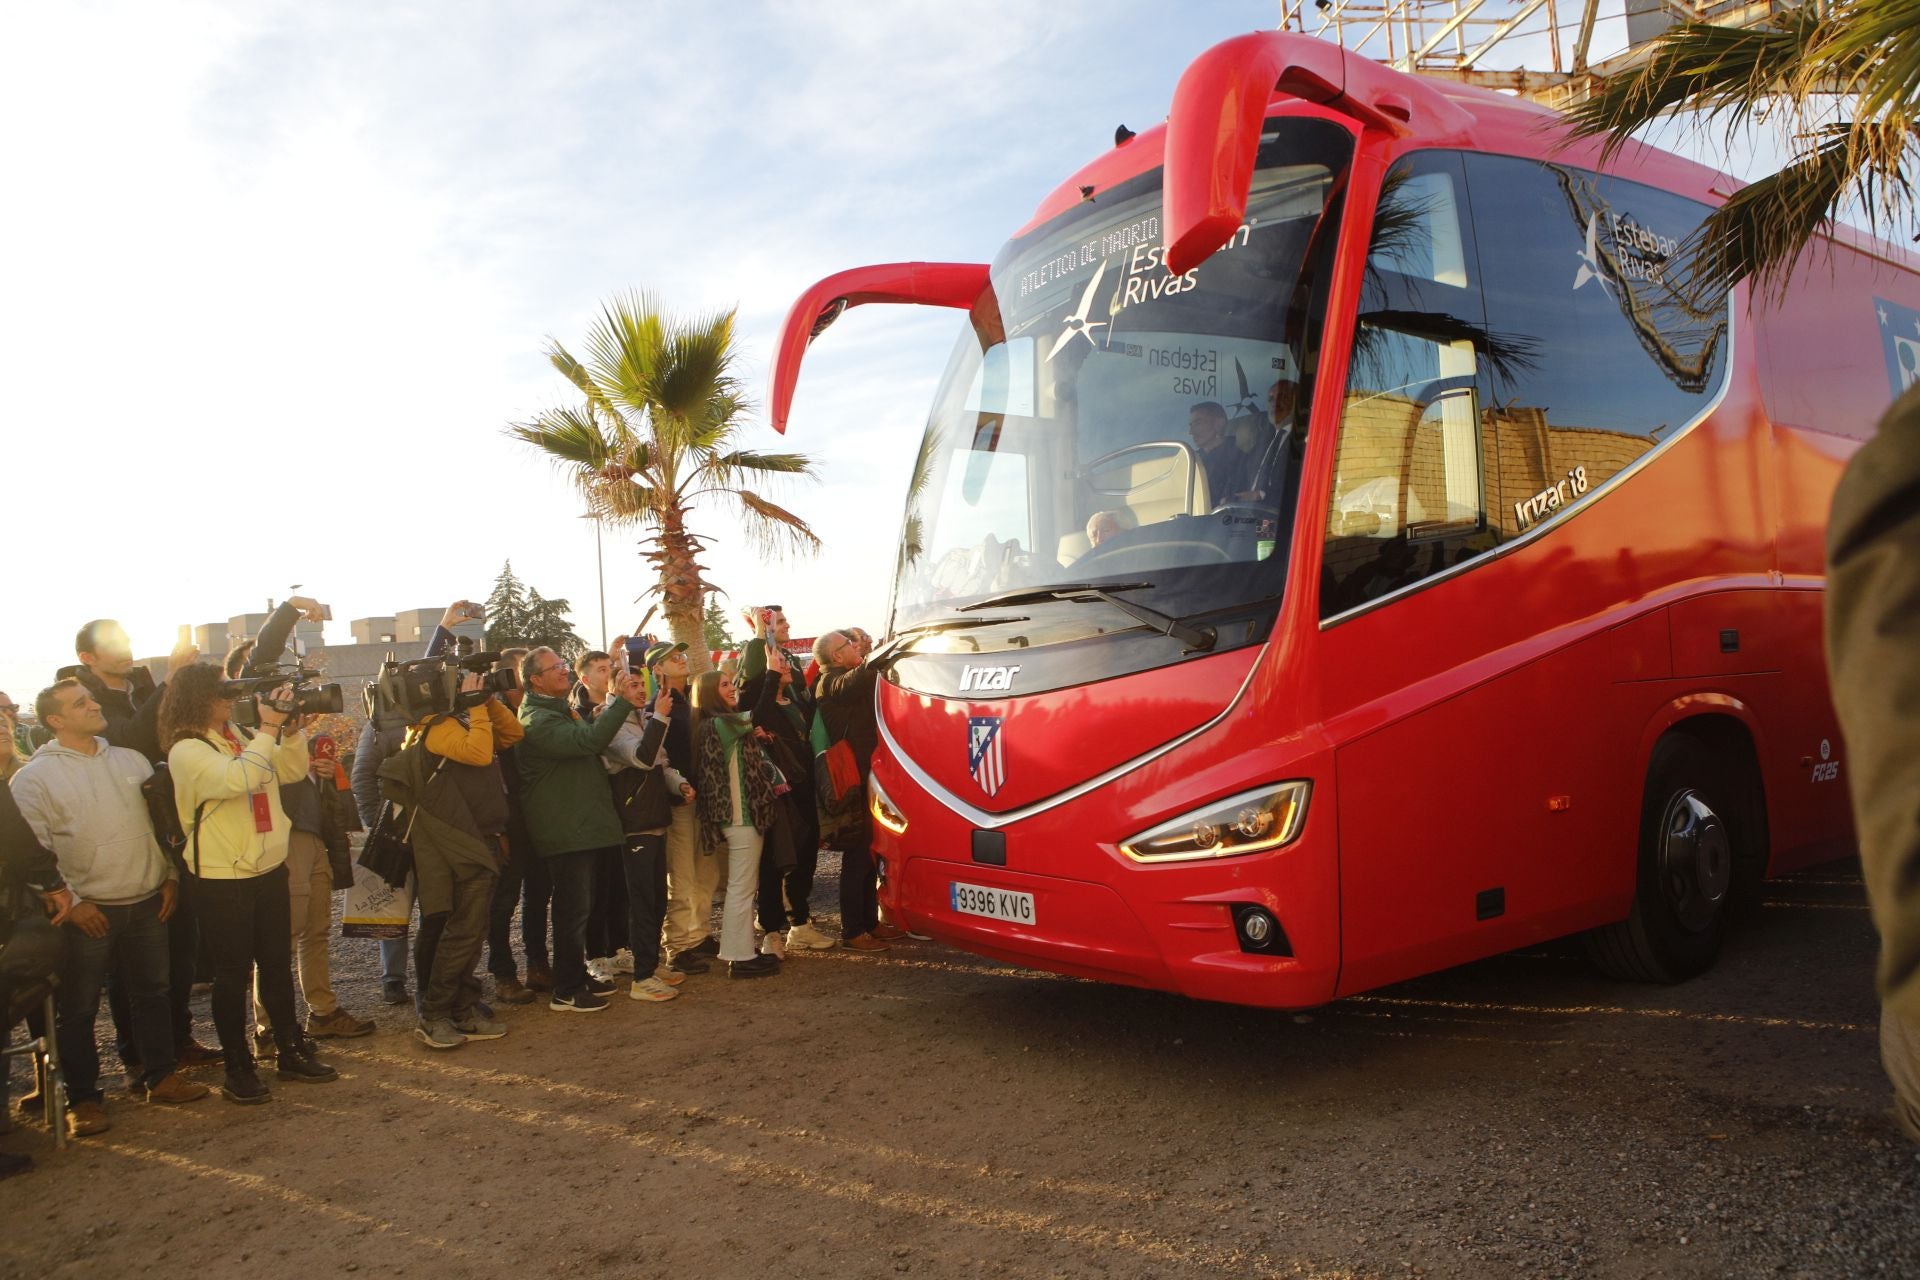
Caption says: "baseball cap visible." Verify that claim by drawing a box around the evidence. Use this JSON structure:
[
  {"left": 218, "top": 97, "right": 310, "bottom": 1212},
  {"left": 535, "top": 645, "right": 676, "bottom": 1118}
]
[{"left": 643, "top": 640, "right": 689, "bottom": 667}]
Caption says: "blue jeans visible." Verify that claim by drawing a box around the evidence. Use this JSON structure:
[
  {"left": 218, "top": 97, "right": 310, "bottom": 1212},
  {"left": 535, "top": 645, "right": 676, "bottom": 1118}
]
[
  {"left": 546, "top": 849, "right": 603, "bottom": 998},
  {"left": 379, "top": 936, "right": 408, "bottom": 985},
  {"left": 56, "top": 891, "right": 175, "bottom": 1103}
]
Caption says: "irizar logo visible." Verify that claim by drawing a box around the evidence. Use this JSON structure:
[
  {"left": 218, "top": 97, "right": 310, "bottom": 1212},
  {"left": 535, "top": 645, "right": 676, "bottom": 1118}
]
[{"left": 958, "top": 664, "right": 1021, "bottom": 693}]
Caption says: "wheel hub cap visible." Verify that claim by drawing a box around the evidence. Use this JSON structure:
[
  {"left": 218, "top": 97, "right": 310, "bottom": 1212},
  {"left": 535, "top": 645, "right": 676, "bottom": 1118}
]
[{"left": 1658, "top": 789, "right": 1730, "bottom": 932}]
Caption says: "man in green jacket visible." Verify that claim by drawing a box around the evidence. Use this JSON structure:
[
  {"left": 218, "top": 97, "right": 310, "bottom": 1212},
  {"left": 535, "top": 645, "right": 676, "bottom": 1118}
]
[
  {"left": 515, "top": 647, "right": 644, "bottom": 1012},
  {"left": 1828, "top": 383, "right": 1920, "bottom": 1142}
]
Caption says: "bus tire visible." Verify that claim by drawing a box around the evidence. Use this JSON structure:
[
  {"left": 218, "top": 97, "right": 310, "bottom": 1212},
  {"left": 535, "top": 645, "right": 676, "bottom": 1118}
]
[{"left": 1585, "top": 733, "right": 1738, "bottom": 983}]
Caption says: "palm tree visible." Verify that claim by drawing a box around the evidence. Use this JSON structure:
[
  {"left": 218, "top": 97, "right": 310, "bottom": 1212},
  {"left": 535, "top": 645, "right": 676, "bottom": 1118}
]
[
  {"left": 510, "top": 292, "right": 819, "bottom": 671},
  {"left": 1562, "top": 1, "right": 1920, "bottom": 299}
]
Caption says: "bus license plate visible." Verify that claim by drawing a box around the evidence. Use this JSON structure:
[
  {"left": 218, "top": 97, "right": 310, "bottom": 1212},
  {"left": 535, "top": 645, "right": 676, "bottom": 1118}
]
[{"left": 950, "top": 881, "right": 1036, "bottom": 925}]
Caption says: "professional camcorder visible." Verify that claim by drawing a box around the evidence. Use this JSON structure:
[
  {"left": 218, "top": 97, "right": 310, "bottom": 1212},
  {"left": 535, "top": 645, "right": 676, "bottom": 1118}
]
[
  {"left": 225, "top": 662, "right": 346, "bottom": 729},
  {"left": 366, "top": 650, "right": 519, "bottom": 725}
]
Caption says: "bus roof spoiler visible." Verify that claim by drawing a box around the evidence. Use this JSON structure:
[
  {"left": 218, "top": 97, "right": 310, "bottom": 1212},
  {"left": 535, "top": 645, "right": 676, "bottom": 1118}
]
[
  {"left": 1164, "top": 32, "right": 1474, "bottom": 275},
  {"left": 768, "top": 261, "right": 988, "bottom": 434}
]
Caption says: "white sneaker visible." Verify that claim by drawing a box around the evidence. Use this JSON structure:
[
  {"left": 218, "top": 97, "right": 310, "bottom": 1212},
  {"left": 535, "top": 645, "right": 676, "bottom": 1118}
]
[
  {"left": 785, "top": 922, "right": 836, "bottom": 950},
  {"left": 609, "top": 947, "right": 636, "bottom": 976},
  {"left": 586, "top": 958, "right": 613, "bottom": 983},
  {"left": 761, "top": 931, "right": 788, "bottom": 959},
  {"left": 628, "top": 976, "right": 680, "bottom": 1002}
]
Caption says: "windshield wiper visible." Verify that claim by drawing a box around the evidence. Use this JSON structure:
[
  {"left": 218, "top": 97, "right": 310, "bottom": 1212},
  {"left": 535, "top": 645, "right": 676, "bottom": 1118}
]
[
  {"left": 957, "top": 582, "right": 1215, "bottom": 653},
  {"left": 869, "top": 615, "right": 1030, "bottom": 670}
]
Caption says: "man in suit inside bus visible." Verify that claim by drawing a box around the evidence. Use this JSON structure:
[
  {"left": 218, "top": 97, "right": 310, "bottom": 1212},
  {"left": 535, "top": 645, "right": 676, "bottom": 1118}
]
[{"left": 1188, "top": 401, "right": 1252, "bottom": 506}]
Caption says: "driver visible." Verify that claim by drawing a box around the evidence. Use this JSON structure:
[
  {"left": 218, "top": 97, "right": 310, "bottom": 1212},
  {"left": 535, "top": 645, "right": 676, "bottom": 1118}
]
[
  {"left": 1188, "top": 401, "right": 1253, "bottom": 504},
  {"left": 1085, "top": 508, "right": 1135, "bottom": 549}
]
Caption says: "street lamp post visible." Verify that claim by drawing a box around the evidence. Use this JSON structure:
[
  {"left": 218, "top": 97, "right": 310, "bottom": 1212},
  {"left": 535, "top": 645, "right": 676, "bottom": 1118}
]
[{"left": 581, "top": 512, "right": 607, "bottom": 650}]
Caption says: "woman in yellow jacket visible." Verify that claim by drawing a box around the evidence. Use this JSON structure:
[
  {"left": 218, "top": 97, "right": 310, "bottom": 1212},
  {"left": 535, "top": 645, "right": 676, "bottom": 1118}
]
[{"left": 161, "top": 664, "right": 338, "bottom": 1104}]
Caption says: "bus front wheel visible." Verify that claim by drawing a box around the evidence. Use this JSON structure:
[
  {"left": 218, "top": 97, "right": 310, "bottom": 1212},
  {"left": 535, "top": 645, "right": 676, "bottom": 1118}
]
[{"left": 1585, "top": 734, "right": 1741, "bottom": 983}]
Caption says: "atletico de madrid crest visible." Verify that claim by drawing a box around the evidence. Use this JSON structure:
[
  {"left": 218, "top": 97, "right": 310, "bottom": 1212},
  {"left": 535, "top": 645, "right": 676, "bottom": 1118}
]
[{"left": 968, "top": 716, "right": 1005, "bottom": 798}]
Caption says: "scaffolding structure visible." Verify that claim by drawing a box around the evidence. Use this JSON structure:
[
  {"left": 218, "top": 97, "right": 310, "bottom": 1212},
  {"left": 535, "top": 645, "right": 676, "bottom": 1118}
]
[{"left": 1275, "top": 0, "right": 1789, "bottom": 108}]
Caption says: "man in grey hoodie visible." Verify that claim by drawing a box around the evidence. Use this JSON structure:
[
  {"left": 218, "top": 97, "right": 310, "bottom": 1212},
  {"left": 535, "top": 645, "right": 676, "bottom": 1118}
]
[{"left": 11, "top": 679, "right": 211, "bottom": 1137}]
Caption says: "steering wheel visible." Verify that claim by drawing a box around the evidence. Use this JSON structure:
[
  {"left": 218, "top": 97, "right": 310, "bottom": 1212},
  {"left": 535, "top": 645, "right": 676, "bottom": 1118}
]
[{"left": 1076, "top": 526, "right": 1233, "bottom": 570}]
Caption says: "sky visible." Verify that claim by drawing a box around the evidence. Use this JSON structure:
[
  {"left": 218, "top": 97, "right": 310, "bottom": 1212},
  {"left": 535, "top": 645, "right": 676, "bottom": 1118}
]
[{"left": 0, "top": 1, "right": 1807, "bottom": 702}]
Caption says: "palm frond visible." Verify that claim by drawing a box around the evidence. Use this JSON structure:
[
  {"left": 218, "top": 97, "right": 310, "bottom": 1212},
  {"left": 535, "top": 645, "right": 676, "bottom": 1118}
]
[
  {"left": 545, "top": 341, "right": 617, "bottom": 423},
  {"left": 733, "top": 489, "right": 822, "bottom": 558},
  {"left": 703, "top": 449, "right": 816, "bottom": 481},
  {"left": 582, "top": 291, "right": 669, "bottom": 419},
  {"left": 1562, "top": 8, "right": 1832, "bottom": 161},
  {"left": 507, "top": 407, "right": 614, "bottom": 469},
  {"left": 1820, "top": 0, "right": 1920, "bottom": 120},
  {"left": 1692, "top": 116, "right": 1916, "bottom": 299}
]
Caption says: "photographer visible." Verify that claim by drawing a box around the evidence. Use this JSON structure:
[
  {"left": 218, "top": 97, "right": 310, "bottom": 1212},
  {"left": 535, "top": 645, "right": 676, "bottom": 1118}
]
[
  {"left": 571, "top": 649, "right": 630, "bottom": 981},
  {"left": 62, "top": 618, "right": 201, "bottom": 762},
  {"left": 485, "top": 648, "right": 546, "bottom": 1004},
  {"left": 813, "top": 629, "right": 892, "bottom": 952},
  {"left": 741, "top": 611, "right": 832, "bottom": 953},
  {"left": 225, "top": 643, "right": 373, "bottom": 1046},
  {"left": 160, "top": 665, "right": 338, "bottom": 1104},
  {"left": 601, "top": 660, "right": 690, "bottom": 1002},
  {"left": 652, "top": 641, "right": 720, "bottom": 974},
  {"left": 351, "top": 598, "right": 480, "bottom": 1005},
  {"left": 516, "top": 647, "right": 644, "bottom": 1012},
  {"left": 385, "top": 660, "right": 525, "bottom": 1050}
]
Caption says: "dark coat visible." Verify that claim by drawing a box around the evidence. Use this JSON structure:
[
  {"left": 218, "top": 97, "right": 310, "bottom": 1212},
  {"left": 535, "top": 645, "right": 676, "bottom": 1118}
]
[
  {"left": 64, "top": 665, "right": 164, "bottom": 764},
  {"left": 814, "top": 662, "right": 880, "bottom": 777}
]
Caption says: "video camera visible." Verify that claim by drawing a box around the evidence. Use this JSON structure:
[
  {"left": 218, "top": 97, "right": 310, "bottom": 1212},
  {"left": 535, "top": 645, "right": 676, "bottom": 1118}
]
[
  {"left": 225, "top": 662, "right": 346, "bottom": 730},
  {"left": 366, "top": 649, "right": 519, "bottom": 725}
]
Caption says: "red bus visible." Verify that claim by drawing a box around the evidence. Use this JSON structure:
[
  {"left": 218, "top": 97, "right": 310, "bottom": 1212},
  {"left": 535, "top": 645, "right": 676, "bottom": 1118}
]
[{"left": 770, "top": 31, "right": 1919, "bottom": 1007}]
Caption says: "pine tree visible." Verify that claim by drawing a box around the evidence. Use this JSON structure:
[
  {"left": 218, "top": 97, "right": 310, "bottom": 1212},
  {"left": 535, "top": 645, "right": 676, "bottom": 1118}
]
[
  {"left": 522, "top": 588, "right": 589, "bottom": 662},
  {"left": 483, "top": 561, "right": 531, "bottom": 650},
  {"left": 702, "top": 598, "right": 736, "bottom": 653}
]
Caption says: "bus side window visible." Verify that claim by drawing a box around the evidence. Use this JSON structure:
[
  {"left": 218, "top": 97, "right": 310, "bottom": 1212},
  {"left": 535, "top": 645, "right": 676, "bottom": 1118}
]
[
  {"left": 1323, "top": 152, "right": 1496, "bottom": 619},
  {"left": 1463, "top": 155, "right": 1729, "bottom": 536}
]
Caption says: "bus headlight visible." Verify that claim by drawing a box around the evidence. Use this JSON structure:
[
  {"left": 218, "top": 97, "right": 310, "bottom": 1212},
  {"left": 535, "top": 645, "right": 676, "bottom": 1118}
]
[
  {"left": 1118, "top": 782, "right": 1311, "bottom": 863},
  {"left": 869, "top": 773, "right": 909, "bottom": 836}
]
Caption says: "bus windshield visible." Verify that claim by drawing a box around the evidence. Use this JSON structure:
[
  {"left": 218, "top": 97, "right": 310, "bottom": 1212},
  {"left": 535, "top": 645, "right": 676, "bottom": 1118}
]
[{"left": 892, "top": 117, "right": 1355, "bottom": 638}]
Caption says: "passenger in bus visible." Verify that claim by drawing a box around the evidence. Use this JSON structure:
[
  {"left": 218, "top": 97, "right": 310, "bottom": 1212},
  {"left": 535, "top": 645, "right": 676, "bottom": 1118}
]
[
  {"left": 1188, "top": 401, "right": 1253, "bottom": 505},
  {"left": 1238, "top": 380, "right": 1306, "bottom": 510}
]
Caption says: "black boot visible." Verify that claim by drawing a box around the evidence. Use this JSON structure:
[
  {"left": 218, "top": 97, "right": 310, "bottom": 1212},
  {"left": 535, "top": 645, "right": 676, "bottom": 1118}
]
[
  {"left": 221, "top": 1065, "right": 271, "bottom": 1105},
  {"left": 275, "top": 1041, "right": 339, "bottom": 1084}
]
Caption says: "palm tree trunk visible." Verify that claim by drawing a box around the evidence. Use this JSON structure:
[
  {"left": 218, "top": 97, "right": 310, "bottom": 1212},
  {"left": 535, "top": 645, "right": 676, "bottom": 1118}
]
[{"left": 655, "top": 507, "right": 714, "bottom": 675}]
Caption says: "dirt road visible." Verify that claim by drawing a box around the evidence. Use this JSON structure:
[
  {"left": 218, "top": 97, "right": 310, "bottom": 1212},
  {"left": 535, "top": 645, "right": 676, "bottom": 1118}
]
[{"left": 2, "top": 856, "right": 1913, "bottom": 1280}]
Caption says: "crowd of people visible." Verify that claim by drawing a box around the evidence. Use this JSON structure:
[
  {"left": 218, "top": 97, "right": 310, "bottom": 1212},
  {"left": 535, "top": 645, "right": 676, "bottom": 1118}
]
[{"left": 0, "top": 596, "right": 903, "bottom": 1177}]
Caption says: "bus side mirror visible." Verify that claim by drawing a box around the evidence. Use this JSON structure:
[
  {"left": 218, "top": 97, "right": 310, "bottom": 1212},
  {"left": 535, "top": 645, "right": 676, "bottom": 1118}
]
[{"left": 769, "top": 262, "right": 990, "bottom": 434}]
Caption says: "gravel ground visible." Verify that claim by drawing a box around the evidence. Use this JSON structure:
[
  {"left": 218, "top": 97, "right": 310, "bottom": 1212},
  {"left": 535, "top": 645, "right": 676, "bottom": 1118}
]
[{"left": 1, "top": 854, "right": 1913, "bottom": 1280}]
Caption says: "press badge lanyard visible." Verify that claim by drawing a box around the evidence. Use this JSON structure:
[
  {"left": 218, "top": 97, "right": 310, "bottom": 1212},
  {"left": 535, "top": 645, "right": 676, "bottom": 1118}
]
[{"left": 219, "top": 725, "right": 274, "bottom": 833}]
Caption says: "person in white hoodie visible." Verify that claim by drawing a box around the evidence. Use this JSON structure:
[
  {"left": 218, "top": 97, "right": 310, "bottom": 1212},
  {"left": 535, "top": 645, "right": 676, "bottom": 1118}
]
[{"left": 11, "top": 679, "right": 211, "bottom": 1138}]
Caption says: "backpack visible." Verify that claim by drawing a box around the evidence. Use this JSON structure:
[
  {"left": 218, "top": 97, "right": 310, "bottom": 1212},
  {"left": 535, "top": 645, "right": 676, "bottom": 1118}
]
[{"left": 140, "top": 761, "right": 188, "bottom": 861}]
